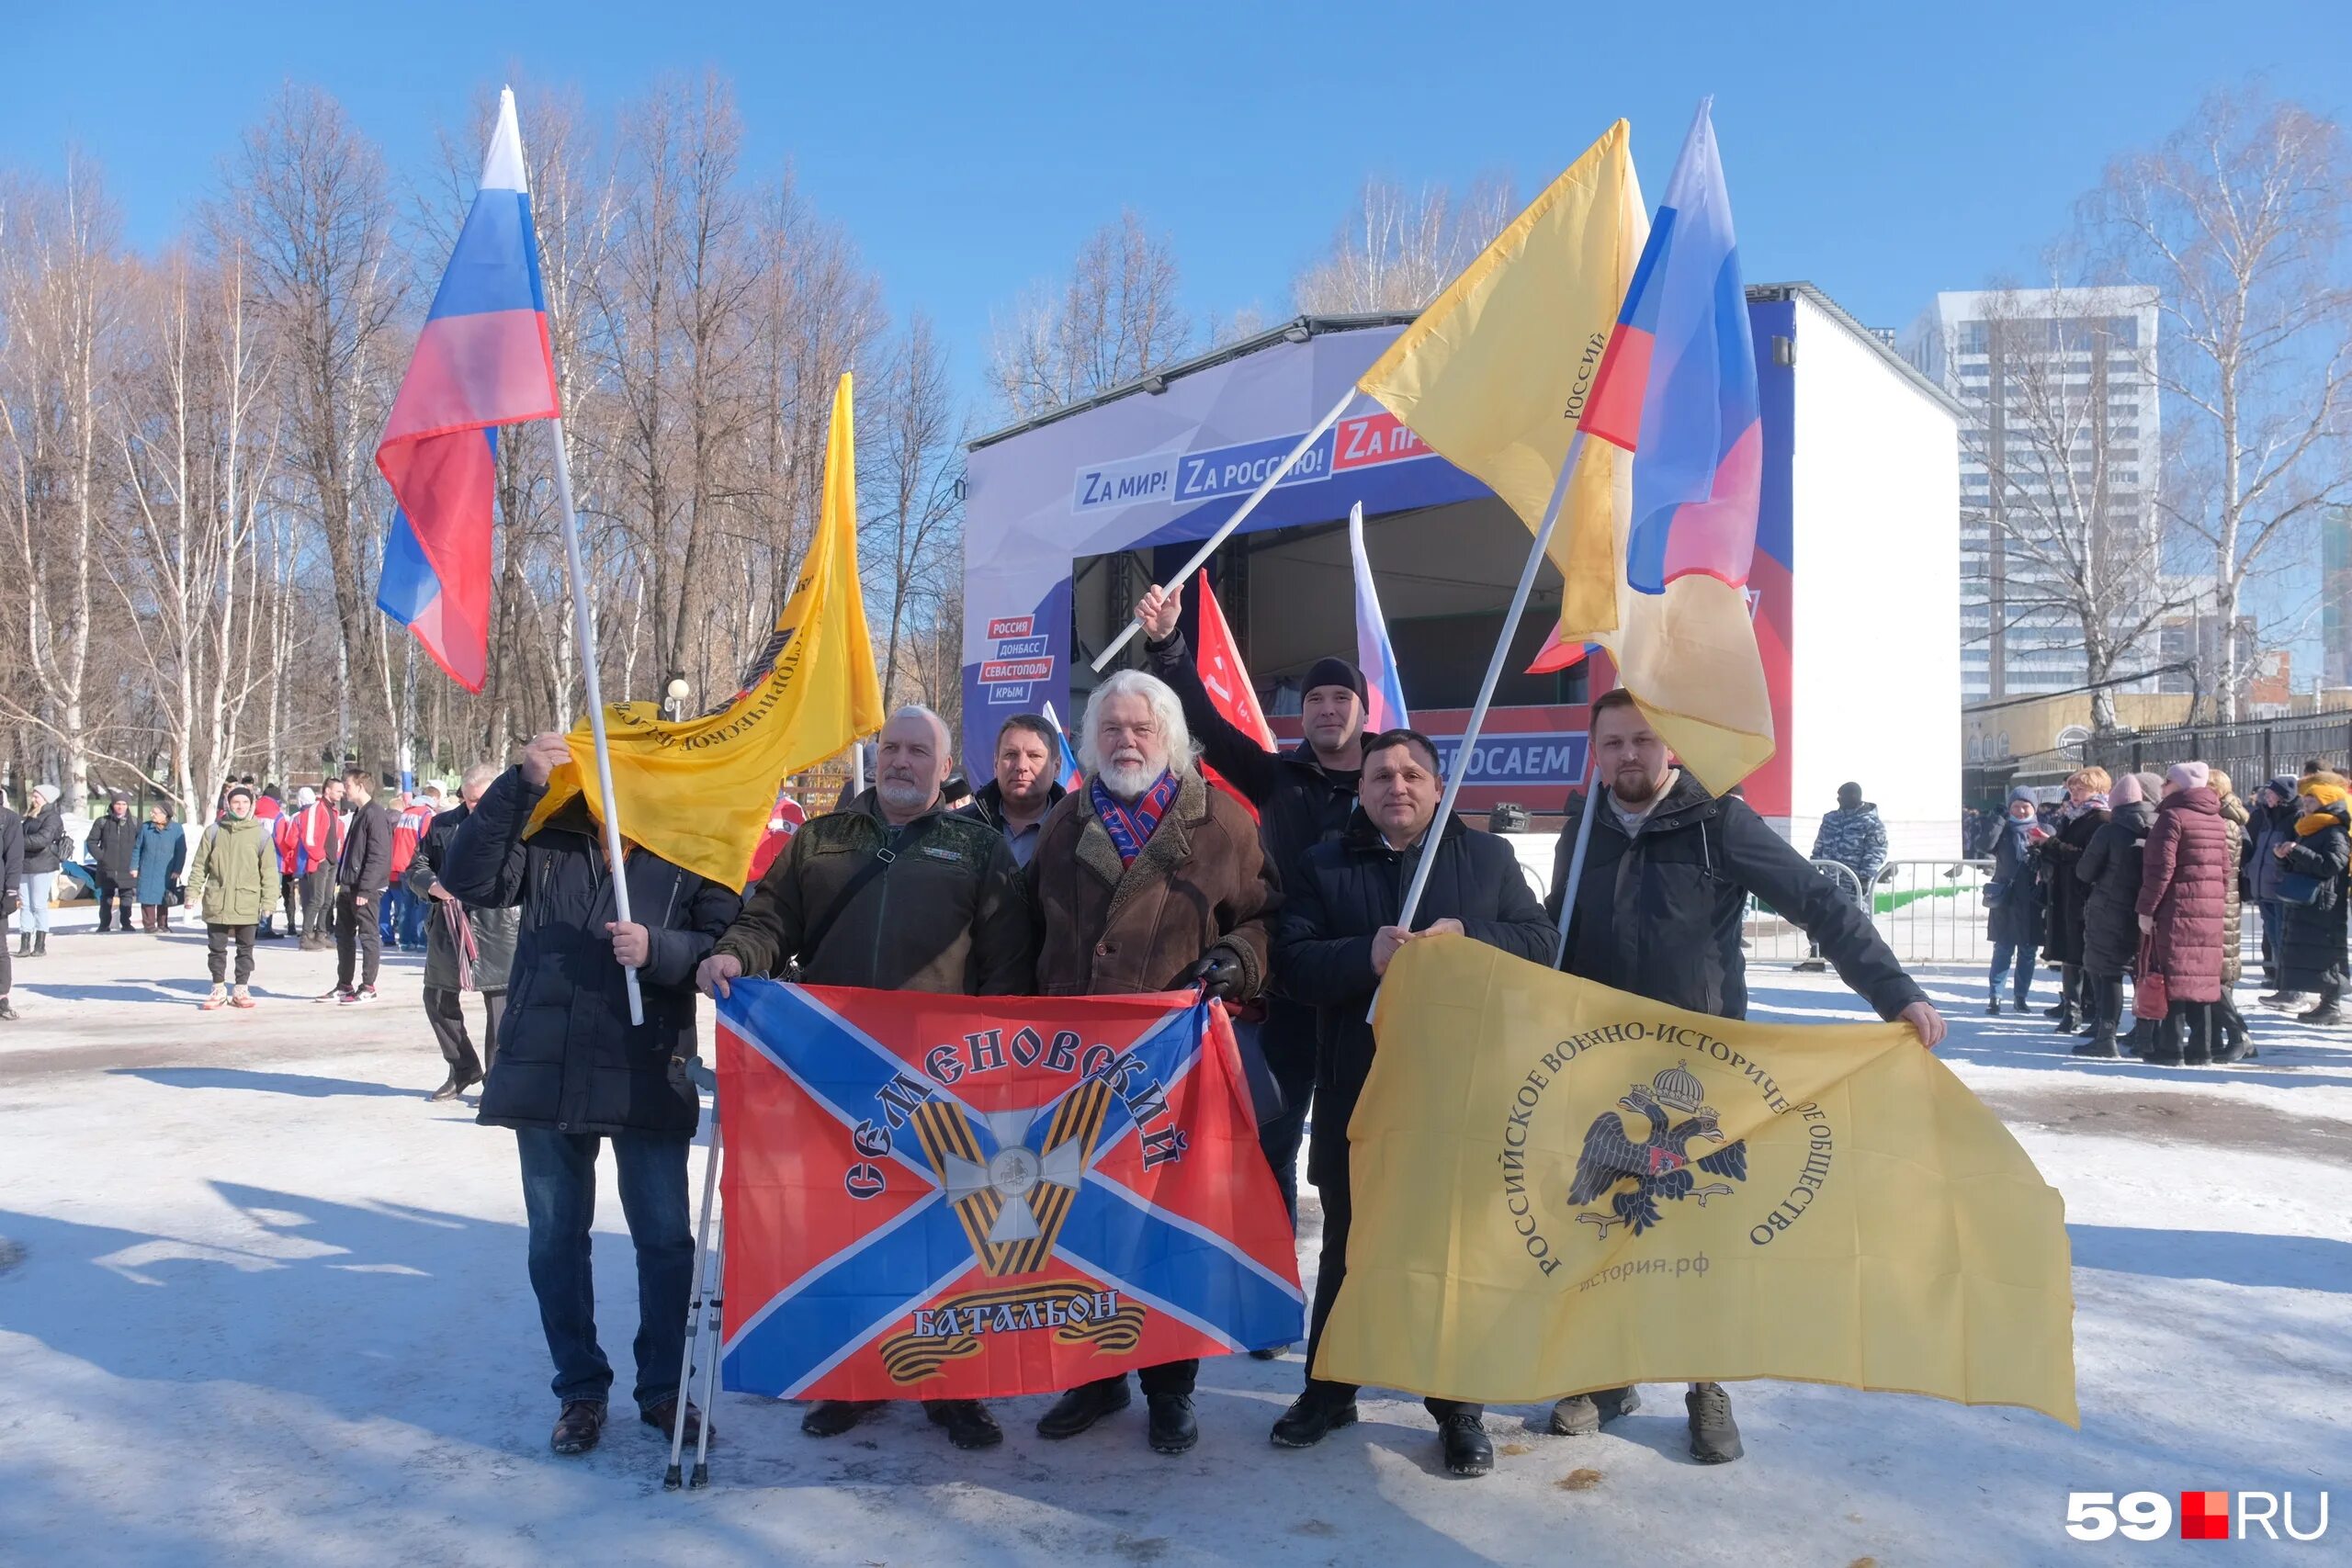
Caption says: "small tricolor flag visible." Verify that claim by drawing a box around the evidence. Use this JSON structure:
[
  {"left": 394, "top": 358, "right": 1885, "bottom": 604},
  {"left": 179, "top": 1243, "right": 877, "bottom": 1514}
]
[
  {"left": 1040, "top": 701, "right": 1085, "bottom": 795},
  {"left": 1346, "top": 503, "right": 1408, "bottom": 732},
  {"left": 375, "top": 88, "right": 560, "bottom": 692}
]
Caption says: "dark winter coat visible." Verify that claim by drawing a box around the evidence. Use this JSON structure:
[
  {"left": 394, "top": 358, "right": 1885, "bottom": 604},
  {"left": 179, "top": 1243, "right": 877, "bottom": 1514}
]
[
  {"left": 407, "top": 804, "right": 518, "bottom": 993},
  {"left": 2218, "top": 796, "right": 2248, "bottom": 988},
  {"left": 334, "top": 798, "right": 394, "bottom": 894},
  {"left": 133, "top": 821, "right": 187, "bottom": 907},
  {"left": 716, "top": 790, "right": 1037, "bottom": 996},
  {"left": 1148, "top": 627, "right": 1361, "bottom": 1098},
  {"left": 2037, "top": 806, "right": 2108, "bottom": 964},
  {"left": 2135, "top": 786, "right": 2230, "bottom": 1005},
  {"left": 2245, "top": 795, "right": 2296, "bottom": 905},
  {"left": 1810, "top": 803, "right": 1889, "bottom": 886},
  {"left": 444, "top": 768, "right": 741, "bottom": 1138},
  {"left": 958, "top": 778, "right": 1066, "bottom": 869},
  {"left": 19, "top": 799, "right": 62, "bottom": 875},
  {"left": 1546, "top": 772, "right": 1925, "bottom": 1023},
  {"left": 88, "top": 803, "right": 138, "bottom": 886},
  {"left": 1984, "top": 817, "right": 2045, "bottom": 948},
  {"left": 2276, "top": 802, "right": 2350, "bottom": 994},
  {"left": 0, "top": 805, "right": 21, "bottom": 915},
  {"left": 1029, "top": 766, "right": 1280, "bottom": 1001},
  {"left": 2077, "top": 799, "right": 2154, "bottom": 978},
  {"left": 1276, "top": 810, "right": 1555, "bottom": 1185}
]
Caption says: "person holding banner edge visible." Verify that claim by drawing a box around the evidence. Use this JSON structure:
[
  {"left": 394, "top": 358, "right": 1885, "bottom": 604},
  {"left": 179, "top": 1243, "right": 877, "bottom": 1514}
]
[
  {"left": 1545, "top": 688, "right": 1945, "bottom": 1463},
  {"left": 1272, "top": 727, "right": 1556, "bottom": 1476},
  {"left": 696, "top": 705, "right": 1040, "bottom": 1452}
]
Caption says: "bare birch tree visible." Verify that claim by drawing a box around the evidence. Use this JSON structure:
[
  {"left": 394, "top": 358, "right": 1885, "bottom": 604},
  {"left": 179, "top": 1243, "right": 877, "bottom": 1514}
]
[
  {"left": 1292, "top": 175, "right": 1515, "bottom": 313},
  {"left": 987, "top": 209, "right": 1191, "bottom": 418}
]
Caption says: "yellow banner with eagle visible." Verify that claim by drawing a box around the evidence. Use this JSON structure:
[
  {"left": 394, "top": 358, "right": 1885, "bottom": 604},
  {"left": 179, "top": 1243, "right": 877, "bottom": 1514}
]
[{"left": 1314, "top": 937, "right": 2077, "bottom": 1426}]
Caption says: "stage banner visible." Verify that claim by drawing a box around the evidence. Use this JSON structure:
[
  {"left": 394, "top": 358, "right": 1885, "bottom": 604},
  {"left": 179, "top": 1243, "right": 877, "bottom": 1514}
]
[{"left": 717, "top": 980, "right": 1304, "bottom": 1401}]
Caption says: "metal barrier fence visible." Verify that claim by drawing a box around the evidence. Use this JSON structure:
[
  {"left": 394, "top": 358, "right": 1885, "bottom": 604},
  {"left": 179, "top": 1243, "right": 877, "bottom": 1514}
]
[
  {"left": 1745, "top": 858, "right": 1996, "bottom": 968},
  {"left": 2084, "top": 714, "right": 2352, "bottom": 795}
]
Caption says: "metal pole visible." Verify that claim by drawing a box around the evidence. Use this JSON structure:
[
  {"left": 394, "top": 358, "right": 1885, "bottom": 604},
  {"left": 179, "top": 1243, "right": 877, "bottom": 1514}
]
[
  {"left": 664, "top": 1111, "right": 724, "bottom": 1491},
  {"left": 689, "top": 1216, "right": 724, "bottom": 1489},
  {"left": 1396, "top": 430, "right": 1588, "bottom": 934},
  {"left": 1550, "top": 751, "right": 1601, "bottom": 967},
  {"left": 1091, "top": 387, "right": 1357, "bottom": 672},
  {"left": 547, "top": 415, "right": 645, "bottom": 1027}
]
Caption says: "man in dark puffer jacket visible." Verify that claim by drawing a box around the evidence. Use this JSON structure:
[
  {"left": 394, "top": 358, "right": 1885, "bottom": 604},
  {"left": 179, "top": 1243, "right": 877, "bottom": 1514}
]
[
  {"left": 444, "top": 732, "right": 742, "bottom": 1460},
  {"left": 2072, "top": 771, "right": 2160, "bottom": 1057}
]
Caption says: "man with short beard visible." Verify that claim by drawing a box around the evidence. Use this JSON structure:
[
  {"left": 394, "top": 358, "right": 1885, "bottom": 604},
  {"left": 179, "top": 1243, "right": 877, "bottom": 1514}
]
[
  {"left": 1544, "top": 688, "right": 1946, "bottom": 1464},
  {"left": 961, "top": 713, "right": 1065, "bottom": 868},
  {"left": 1026, "top": 669, "right": 1281, "bottom": 1456},
  {"left": 697, "top": 705, "right": 1038, "bottom": 1452}
]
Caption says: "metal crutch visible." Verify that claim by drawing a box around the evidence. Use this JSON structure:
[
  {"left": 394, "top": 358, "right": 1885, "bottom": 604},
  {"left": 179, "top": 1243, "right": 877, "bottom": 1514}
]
[
  {"left": 689, "top": 1217, "right": 724, "bottom": 1489},
  {"left": 664, "top": 1109, "right": 724, "bottom": 1490}
]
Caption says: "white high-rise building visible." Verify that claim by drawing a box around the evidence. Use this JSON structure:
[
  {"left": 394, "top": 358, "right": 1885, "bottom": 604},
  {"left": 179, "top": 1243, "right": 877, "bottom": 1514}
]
[{"left": 1901, "top": 288, "right": 2162, "bottom": 704}]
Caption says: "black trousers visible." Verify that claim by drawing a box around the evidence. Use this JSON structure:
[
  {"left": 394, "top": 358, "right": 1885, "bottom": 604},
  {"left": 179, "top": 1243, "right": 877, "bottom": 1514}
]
[
  {"left": 301, "top": 871, "right": 334, "bottom": 939},
  {"left": 96, "top": 881, "right": 134, "bottom": 930},
  {"left": 334, "top": 886, "right": 382, "bottom": 988},
  {"left": 206, "top": 923, "right": 256, "bottom": 985},
  {"left": 1304, "top": 1174, "right": 1481, "bottom": 1422},
  {"left": 425, "top": 985, "right": 505, "bottom": 1077}
]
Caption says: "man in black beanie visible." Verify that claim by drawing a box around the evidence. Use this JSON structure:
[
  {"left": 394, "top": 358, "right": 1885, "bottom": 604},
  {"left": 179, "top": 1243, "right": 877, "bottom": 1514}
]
[{"left": 1134, "top": 582, "right": 1367, "bottom": 1303}]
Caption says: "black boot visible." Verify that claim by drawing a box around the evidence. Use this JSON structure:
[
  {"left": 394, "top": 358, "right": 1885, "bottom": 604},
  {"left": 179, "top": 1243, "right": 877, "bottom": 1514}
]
[
  {"left": 2297, "top": 988, "right": 2345, "bottom": 1026},
  {"left": 427, "top": 1061, "right": 481, "bottom": 1102},
  {"left": 1438, "top": 1413, "right": 1493, "bottom": 1477},
  {"left": 799, "top": 1399, "right": 881, "bottom": 1438},
  {"left": 2147, "top": 1009, "right": 2185, "bottom": 1065},
  {"left": 1686, "top": 1382, "right": 1743, "bottom": 1463},
  {"left": 1146, "top": 1393, "right": 1198, "bottom": 1455},
  {"left": 30, "top": 932, "right": 45, "bottom": 958},
  {"left": 924, "top": 1399, "right": 1002, "bottom": 1450},
  {"left": 2210, "top": 1002, "right": 2254, "bottom": 1065},
  {"left": 13, "top": 931, "right": 26, "bottom": 957},
  {"left": 0, "top": 997, "right": 17, "bottom": 1021},
  {"left": 1985, "top": 994, "right": 2003, "bottom": 1016},
  {"left": 2070, "top": 1023, "right": 2120, "bottom": 1058},
  {"left": 1036, "top": 1378, "right": 1131, "bottom": 1439},
  {"left": 1270, "top": 1389, "right": 1359, "bottom": 1449},
  {"left": 2182, "top": 1004, "right": 2214, "bottom": 1066}
]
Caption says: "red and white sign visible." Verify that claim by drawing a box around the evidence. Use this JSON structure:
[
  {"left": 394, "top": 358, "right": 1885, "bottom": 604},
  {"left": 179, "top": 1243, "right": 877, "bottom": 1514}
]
[
  {"left": 979, "top": 658, "right": 1054, "bottom": 683},
  {"left": 986, "top": 615, "right": 1035, "bottom": 639}
]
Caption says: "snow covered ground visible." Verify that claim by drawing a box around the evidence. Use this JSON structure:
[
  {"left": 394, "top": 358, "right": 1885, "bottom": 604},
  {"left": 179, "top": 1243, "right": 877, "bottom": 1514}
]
[{"left": 3, "top": 903, "right": 2347, "bottom": 1567}]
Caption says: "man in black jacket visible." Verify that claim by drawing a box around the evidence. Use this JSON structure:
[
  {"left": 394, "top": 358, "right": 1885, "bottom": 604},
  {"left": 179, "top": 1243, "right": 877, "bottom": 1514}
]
[
  {"left": 959, "top": 712, "right": 1066, "bottom": 869},
  {"left": 700, "top": 705, "right": 1039, "bottom": 1451},
  {"left": 1134, "top": 582, "right": 1363, "bottom": 1237},
  {"left": 88, "top": 793, "right": 139, "bottom": 932},
  {"left": 0, "top": 797, "right": 20, "bottom": 1019},
  {"left": 1272, "top": 728, "right": 1555, "bottom": 1478},
  {"left": 1545, "top": 689, "right": 1945, "bottom": 1464},
  {"left": 324, "top": 768, "right": 393, "bottom": 1004},
  {"left": 445, "top": 732, "right": 741, "bottom": 1459}
]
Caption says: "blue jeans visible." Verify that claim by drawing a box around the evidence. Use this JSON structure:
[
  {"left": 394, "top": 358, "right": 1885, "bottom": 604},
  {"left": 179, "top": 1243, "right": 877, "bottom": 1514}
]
[
  {"left": 515, "top": 1128, "right": 695, "bottom": 1409},
  {"left": 1990, "top": 939, "right": 2038, "bottom": 1004},
  {"left": 398, "top": 885, "right": 429, "bottom": 948},
  {"left": 18, "top": 872, "right": 53, "bottom": 933}
]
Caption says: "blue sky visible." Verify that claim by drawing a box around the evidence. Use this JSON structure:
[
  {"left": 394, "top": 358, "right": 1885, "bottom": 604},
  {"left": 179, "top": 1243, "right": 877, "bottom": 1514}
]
[{"left": 6, "top": 1, "right": 2347, "bottom": 418}]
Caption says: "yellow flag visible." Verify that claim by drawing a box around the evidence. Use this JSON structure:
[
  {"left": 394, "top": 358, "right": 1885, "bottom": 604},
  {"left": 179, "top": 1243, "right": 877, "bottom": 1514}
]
[
  {"left": 1316, "top": 937, "right": 2078, "bottom": 1426},
  {"left": 529, "top": 374, "right": 886, "bottom": 887},
  {"left": 1355, "top": 122, "right": 1645, "bottom": 635}
]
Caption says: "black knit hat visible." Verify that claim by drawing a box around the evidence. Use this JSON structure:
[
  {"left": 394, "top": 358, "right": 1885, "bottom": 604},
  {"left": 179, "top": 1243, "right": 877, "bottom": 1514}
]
[{"left": 1302, "top": 657, "right": 1366, "bottom": 705}]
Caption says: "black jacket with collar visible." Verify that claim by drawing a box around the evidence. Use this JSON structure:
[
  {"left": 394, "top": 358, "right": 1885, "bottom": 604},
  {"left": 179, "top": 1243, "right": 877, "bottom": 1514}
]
[
  {"left": 443, "top": 766, "right": 741, "bottom": 1137},
  {"left": 334, "top": 798, "right": 395, "bottom": 893},
  {"left": 1546, "top": 772, "right": 1924, "bottom": 1024},
  {"left": 1276, "top": 809, "right": 1555, "bottom": 1186},
  {"left": 961, "top": 778, "right": 1066, "bottom": 836}
]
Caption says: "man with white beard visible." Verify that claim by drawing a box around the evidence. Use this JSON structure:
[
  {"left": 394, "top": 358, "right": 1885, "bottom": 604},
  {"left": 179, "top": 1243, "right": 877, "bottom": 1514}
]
[
  {"left": 1025, "top": 670, "right": 1281, "bottom": 1455},
  {"left": 698, "top": 705, "right": 1037, "bottom": 1451}
]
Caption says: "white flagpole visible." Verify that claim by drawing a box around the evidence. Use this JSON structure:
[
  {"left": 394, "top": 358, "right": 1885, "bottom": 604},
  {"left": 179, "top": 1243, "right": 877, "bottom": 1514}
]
[
  {"left": 547, "top": 415, "right": 645, "bottom": 1027},
  {"left": 1090, "top": 386, "right": 1358, "bottom": 672},
  {"left": 1551, "top": 750, "right": 1601, "bottom": 966},
  {"left": 1395, "top": 430, "right": 1588, "bottom": 936}
]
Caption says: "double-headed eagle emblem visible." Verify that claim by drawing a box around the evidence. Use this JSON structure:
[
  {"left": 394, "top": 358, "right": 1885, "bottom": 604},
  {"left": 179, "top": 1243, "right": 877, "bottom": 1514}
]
[{"left": 1567, "top": 1062, "right": 1748, "bottom": 1239}]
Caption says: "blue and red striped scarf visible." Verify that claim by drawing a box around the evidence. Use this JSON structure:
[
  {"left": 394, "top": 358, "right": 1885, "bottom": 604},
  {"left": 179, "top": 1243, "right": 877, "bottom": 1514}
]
[{"left": 1091, "top": 771, "right": 1180, "bottom": 866}]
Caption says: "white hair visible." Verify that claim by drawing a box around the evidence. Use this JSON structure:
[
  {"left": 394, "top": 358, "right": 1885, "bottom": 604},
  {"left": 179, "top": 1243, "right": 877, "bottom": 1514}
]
[
  {"left": 458, "top": 763, "right": 500, "bottom": 796},
  {"left": 1079, "top": 670, "right": 1197, "bottom": 778},
  {"left": 886, "top": 704, "right": 953, "bottom": 757}
]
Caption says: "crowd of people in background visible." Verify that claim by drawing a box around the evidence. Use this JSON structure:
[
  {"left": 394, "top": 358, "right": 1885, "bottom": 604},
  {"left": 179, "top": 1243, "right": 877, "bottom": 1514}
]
[{"left": 1973, "top": 760, "right": 2352, "bottom": 1062}]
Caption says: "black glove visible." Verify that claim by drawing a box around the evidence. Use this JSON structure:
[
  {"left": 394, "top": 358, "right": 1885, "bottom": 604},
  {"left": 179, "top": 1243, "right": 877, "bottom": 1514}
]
[{"left": 1185, "top": 948, "right": 1246, "bottom": 1004}]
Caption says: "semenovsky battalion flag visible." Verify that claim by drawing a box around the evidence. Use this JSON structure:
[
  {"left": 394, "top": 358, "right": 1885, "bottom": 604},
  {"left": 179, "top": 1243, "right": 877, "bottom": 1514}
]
[
  {"left": 526, "top": 373, "right": 884, "bottom": 889},
  {"left": 1316, "top": 937, "right": 2078, "bottom": 1427},
  {"left": 1355, "top": 119, "right": 1645, "bottom": 642},
  {"left": 1571, "top": 99, "right": 1774, "bottom": 794},
  {"left": 375, "top": 87, "right": 560, "bottom": 692},
  {"left": 716, "top": 980, "right": 1304, "bottom": 1402}
]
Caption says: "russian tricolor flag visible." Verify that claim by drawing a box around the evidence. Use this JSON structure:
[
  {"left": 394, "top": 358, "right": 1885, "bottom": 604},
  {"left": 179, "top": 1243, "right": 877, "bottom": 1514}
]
[
  {"left": 375, "top": 88, "right": 560, "bottom": 691},
  {"left": 1347, "top": 502, "right": 1409, "bottom": 733},
  {"left": 1577, "top": 99, "right": 1761, "bottom": 596},
  {"left": 1041, "top": 700, "right": 1085, "bottom": 794}
]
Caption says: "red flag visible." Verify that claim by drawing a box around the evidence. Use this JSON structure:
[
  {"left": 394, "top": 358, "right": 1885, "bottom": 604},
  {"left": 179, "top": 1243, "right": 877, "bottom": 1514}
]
[{"left": 1194, "top": 570, "right": 1274, "bottom": 750}]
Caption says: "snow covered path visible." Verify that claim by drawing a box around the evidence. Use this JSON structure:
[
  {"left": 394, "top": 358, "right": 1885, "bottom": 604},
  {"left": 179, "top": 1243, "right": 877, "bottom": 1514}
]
[{"left": 3, "top": 907, "right": 2346, "bottom": 1566}]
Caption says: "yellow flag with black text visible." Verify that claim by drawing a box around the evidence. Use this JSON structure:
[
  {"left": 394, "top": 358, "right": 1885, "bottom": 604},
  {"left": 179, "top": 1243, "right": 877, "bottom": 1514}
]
[
  {"left": 1354, "top": 121, "right": 1645, "bottom": 637},
  {"left": 1315, "top": 937, "right": 2078, "bottom": 1426},
  {"left": 528, "top": 373, "right": 885, "bottom": 887}
]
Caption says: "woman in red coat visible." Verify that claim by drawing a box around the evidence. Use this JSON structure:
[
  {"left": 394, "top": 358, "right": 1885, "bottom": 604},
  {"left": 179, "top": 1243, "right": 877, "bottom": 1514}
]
[{"left": 2135, "top": 761, "right": 2231, "bottom": 1065}]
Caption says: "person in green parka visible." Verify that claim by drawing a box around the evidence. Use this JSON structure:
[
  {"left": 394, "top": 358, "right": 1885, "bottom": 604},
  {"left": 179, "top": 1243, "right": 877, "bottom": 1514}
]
[{"left": 185, "top": 784, "right": 283, "bottom": 1010}]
